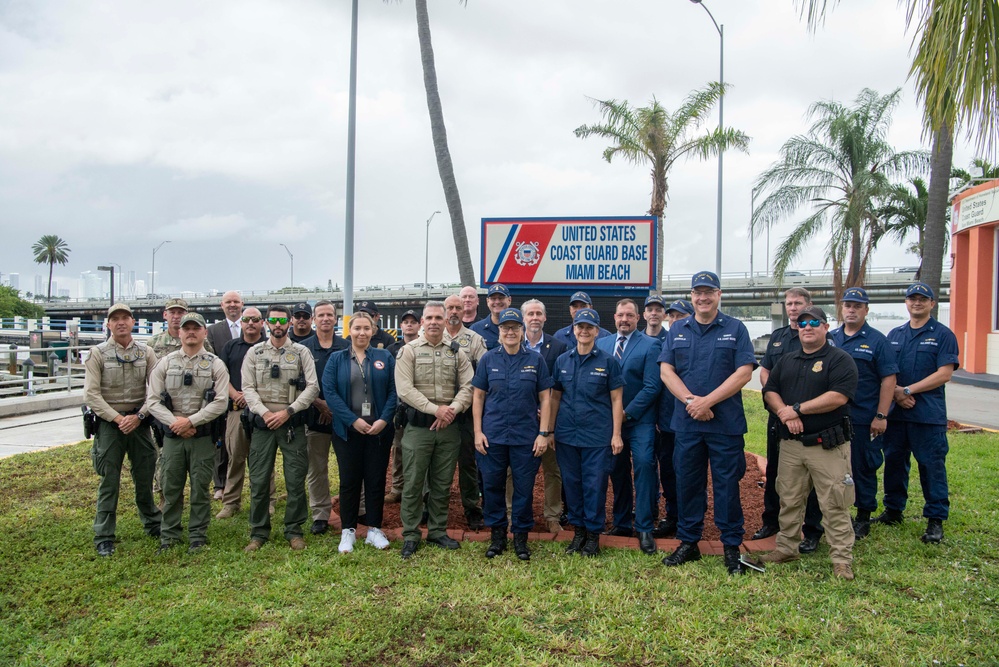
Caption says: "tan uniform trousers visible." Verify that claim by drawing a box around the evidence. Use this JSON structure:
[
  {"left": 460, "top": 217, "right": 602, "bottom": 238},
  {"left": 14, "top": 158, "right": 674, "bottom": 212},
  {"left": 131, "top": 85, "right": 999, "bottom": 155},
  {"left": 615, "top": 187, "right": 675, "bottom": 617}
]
[
  {"left": 506, "top": 446, "right": 562, "bottom": 522},
  {"left": 775, "top": 438, "right": 856, "bottom": 564},
  {"left": 221, "top": 410, "right": 275, "bottom": 510}
]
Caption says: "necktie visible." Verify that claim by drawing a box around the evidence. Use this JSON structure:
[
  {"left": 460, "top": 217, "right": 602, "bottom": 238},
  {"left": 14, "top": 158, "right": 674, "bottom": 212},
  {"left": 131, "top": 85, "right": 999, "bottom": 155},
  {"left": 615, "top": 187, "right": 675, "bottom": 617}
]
[
  {"left": 615, "top": 336, "right": 625, "bottom": 359},
  {"left": 231, "top": 321, "right": 240, "bottom": 338}
]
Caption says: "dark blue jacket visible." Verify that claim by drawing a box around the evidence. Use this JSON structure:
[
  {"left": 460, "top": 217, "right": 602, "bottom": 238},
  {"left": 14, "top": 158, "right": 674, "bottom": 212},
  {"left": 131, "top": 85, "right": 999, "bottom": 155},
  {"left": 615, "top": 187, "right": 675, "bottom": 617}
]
[
  {"left": 596, "top": 330, "right": 662, "bottom": 425},
  {"left": 321, "top": 346, "right": 398, "bottom": 441}
]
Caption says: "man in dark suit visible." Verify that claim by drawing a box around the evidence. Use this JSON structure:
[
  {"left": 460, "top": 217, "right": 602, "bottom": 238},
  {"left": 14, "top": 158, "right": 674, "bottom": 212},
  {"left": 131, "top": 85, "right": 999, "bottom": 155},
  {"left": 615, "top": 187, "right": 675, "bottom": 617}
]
[
  {"left": 205, "top": 290, "right": 244, "bottom": 498},
  {"left": 597, "top": 298, "right": 662, "bottom": 554},
  {"left": 522, "top": 298, "right": 568, "bottom": 534}
]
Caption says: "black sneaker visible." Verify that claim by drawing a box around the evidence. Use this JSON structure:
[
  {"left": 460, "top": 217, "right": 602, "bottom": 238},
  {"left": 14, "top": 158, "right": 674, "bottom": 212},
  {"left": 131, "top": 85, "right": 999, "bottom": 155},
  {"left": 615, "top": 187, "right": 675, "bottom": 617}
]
[
  {"left": 400, "top": 540, "right": 419, "bottom": 559},
  {"left": 872, "top": 509, "right": 904, "bottom": 526},
  {"left": 188, "top": 540, "right": 207, "bottom": 554},
  {"left": 921, "top": 518, "right": 944, "bottom": 544},
  {"left": 96, "top": 540, "right": 115, "bottom": 557},
  {"left": 485, "top": 527, "right": 507, "bottom": 559},
  {"left": 663, "top": 541, "right": 702, "bottom": 567},
  {"left": 565, "top": 527, "right": 587, "bottom": 555},
  {"left": 311, "top": 519, "right": 329, "bottom": 535}
]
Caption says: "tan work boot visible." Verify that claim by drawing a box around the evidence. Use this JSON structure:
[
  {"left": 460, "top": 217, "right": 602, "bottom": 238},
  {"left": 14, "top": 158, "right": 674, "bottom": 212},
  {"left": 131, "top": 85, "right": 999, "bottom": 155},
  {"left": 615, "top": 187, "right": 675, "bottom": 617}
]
[
  {"left": 244, "top": 539, "right": 265, "bottom": 553},
  {"left": 546, "top": 518, "right": 562, "bottom": 534},
  {"left": 833, "top": 563, "right": 855, "bottom": 580},
  {"left": 215, "top": 505, "right": 238, "bottom": 520},
  {"left": 289, "top": 537, "right": 307, "bottom": 551},
  {"left": 384, "top": 490, "right": 402, "bottom": 504},
  {"left": 758, "top": 550, "right": 800, "bottom": 565}
]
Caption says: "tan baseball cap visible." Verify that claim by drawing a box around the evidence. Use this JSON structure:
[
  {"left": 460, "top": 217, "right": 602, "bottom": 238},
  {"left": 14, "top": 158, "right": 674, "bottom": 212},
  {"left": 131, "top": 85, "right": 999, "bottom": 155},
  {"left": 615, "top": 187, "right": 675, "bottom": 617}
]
[
  {"left": 164, "top": 297, "right": 189, "bottom": 311},
  {"left": 107, "top": 303, "right": 132, "bottom": 317}
]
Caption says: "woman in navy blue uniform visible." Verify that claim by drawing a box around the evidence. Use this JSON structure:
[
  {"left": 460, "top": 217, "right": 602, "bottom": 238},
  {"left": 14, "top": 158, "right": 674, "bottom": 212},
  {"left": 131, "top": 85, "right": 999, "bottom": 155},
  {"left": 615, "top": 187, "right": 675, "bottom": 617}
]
[
  {"left": 472, "top": 308, "right": 553, "bottom": 561},
  {"left": 550, "top": 308, "right": 624, "bottom": 557},
  {"left": 321, "top": 311, "right": 397, "bottom": 554}
]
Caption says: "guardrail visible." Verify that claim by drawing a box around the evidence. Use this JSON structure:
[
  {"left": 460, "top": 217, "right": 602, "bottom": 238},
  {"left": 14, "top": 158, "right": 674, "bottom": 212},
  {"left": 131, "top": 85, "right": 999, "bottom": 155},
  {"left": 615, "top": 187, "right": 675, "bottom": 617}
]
[{"left": 1, "top": 343, "right": 93, "bottom": 399}]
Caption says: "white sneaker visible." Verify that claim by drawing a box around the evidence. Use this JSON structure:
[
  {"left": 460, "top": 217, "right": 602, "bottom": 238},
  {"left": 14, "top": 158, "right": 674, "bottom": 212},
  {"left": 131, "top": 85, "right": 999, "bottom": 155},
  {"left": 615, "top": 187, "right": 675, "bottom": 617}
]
[
  {"left": 338, "top": 528, "right": 356, "bottom": 553},
  {"left": 365, "top": 527, "right": 390, "bottom": 550}
]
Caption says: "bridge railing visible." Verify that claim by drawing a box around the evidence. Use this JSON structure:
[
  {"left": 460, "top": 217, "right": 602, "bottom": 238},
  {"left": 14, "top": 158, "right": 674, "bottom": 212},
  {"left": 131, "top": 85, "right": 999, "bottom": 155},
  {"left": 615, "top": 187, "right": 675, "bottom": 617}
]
[{"left": 0, "top": 344, "right": 94, "bottom": 399}]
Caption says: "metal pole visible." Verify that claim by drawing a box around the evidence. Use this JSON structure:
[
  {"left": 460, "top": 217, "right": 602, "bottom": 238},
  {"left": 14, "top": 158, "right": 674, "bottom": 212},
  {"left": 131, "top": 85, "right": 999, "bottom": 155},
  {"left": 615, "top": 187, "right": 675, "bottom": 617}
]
[
  {"left": 424, "top": 210, "right": 441, "bottom": 298},
  {"left": 280, "top": 244, "right": 294, "bottom": 290},
  {"left": 151, "top": 241, "right": 170, "bottom": 296},
  {"left": 749, "top": 188, "right": 754, "bottom": 285},
  {"left": 716, "top": 23, "right": 724, "bottom": 276},
  {"left": 343, "top": 0, "right": 359, "bottom": 318}
]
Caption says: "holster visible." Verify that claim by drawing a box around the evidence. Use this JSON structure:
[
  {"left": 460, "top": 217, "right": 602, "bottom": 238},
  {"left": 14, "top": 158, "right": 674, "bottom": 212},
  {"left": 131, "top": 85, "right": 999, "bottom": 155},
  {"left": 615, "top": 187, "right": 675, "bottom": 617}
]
[{"left": 799, "top": 422, "right": 850, "bottom": 450}]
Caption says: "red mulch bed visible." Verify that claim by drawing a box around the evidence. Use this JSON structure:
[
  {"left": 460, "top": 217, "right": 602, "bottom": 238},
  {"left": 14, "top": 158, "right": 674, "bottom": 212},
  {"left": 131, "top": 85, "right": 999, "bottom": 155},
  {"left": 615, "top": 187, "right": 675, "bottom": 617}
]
[{"left": 333, "top": 452, "right": 766, "bottom": 541}]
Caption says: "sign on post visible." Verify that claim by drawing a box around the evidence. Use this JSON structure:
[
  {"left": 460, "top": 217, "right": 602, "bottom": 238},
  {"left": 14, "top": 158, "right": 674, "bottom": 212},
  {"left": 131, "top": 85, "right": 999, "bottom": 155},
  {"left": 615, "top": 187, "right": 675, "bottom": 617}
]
[{"left": 481, "top": 216, "right": 656, "bottom": 291}]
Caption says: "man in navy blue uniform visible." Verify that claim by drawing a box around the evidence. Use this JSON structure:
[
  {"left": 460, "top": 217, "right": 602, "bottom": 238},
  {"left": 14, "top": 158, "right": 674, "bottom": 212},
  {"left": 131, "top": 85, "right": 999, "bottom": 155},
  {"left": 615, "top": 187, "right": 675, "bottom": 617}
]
[
  {"left": 598, "top": 298, "right": 662, "bottom": 553},
  {"left": 876, "top": 282, "right": 959, "bottom": 544},
  {"left": 643, "top": 295, "right": 668, "bottom": 342},
  {"left": 550, "top": 308, "right": 624, "bottom": 557},
  {"left": 553, "top": 291, "right": 613, "bottom": 348},
  {"left": 659, "top": 270, "right": 757, "bottom": 574},
  {"left": 652, "top": 299, "right": 693, "bottom": 538},
  {"left": 806, "top": 287, "right": 897, "bottom": 540},
  {"left": 470, "top": 284, "right": 512, "bottom": 350}
]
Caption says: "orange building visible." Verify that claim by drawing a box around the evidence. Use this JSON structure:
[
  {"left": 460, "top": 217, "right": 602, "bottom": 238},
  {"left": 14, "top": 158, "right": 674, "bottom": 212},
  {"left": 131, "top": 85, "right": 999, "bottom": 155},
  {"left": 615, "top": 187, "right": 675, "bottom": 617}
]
[{"left": 950, "top": 179, "right": 999, "bottom": 374}]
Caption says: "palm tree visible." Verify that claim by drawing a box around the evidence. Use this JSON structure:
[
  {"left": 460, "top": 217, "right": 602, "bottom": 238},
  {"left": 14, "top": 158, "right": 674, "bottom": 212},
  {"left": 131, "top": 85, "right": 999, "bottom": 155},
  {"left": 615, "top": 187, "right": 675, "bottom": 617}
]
[
  {"left": 752, "top": 88, "right": 929, "bottom": 304},
  {"left": 574, "top": 83, "right": 750, "bottom": 289},
  {"left": 413, "top": 0, "right": 475, "bottom": 287},
  {"left": 31, "top": 235, "right": 70, "bottom": 301},
  {"left": 795, "top": 0, "right": 998, "bottom": 312},
  {"left": 877, "top": 176, "right": 948, "bottom": 278},
  {"left": 952, "top": 157, "right": 999, "bottom": 190}
]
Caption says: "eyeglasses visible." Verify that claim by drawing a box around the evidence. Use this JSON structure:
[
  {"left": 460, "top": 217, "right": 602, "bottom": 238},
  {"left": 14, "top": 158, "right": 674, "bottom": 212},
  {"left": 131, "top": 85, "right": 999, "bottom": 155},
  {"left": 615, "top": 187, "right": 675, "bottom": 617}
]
[
  {"left": 267, "top": 317, "right": 289, "bottom": 325},
  {"left": 293, "top": 313, "right": 311, "bottom": 319},
  {"left": 241, "top": 316, "right": 262, "bottom": 323},
  {"left": 691, "top": 289, "right": 719, "bottom": 297},
  {"left": 797, "top": 319, "right": 824, "bottom": 328}
]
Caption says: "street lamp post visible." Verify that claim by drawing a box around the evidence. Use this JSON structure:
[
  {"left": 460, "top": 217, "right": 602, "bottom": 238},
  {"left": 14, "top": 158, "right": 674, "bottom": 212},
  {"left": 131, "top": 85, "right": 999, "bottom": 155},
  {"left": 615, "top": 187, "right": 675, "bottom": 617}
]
[
  {"left": 151, "top": 241, "right": 170, "bottom": 296},
  {"left": 97, "top": 265, "right": 115, "bottom": 304},
  {"left": 423, "top": 210, "right": 441, "bottom": 297},
  {"left": 689, "top": 0, "right": 724, "bottom": 276},
  {"left": 343, "top": 0, "right": 359, "bottom": 318},
  {"left": 279, "top": 244, "right": 294, "bottom": 291}
]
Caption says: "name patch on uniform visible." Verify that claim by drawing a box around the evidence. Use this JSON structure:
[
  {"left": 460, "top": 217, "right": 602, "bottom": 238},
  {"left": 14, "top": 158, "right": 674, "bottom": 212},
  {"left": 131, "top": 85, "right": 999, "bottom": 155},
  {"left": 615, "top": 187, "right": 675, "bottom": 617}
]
[
  {"left": 718, "top": 333, "right": 737, "bottom": 342},
  {"left": 373, "top": 360, "right": 385, "bottom": 370},
  {"left": 811, "top": 361, "right": 823, "bottom": 372}
]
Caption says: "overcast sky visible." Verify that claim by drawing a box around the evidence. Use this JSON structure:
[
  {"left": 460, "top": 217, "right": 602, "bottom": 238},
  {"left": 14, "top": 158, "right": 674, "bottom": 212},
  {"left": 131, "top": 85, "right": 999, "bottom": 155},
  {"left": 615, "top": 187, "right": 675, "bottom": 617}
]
[{"left": 0, "top": 0, "right": 976, "bottom": 298}]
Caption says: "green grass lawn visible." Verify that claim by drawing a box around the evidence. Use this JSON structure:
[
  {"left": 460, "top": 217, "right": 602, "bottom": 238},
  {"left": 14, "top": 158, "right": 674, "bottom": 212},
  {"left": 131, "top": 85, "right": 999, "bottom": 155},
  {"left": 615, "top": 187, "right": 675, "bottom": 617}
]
[{"left": 1, "top": 392, "right": 997, "bottom": 666}]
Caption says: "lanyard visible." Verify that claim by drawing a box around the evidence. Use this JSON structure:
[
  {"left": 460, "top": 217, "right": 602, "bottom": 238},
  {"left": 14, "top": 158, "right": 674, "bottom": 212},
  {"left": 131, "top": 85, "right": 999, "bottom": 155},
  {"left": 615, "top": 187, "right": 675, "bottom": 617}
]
[{"left": 352, "top": 348, "right": 370, "bottom": 397}]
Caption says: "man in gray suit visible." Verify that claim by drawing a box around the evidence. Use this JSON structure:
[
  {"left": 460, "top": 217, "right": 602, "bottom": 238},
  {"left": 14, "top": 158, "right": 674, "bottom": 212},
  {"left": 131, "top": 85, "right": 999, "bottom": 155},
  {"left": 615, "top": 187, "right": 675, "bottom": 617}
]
[{"left": 205, "top": 290, "right": 244, "bottom": 498}]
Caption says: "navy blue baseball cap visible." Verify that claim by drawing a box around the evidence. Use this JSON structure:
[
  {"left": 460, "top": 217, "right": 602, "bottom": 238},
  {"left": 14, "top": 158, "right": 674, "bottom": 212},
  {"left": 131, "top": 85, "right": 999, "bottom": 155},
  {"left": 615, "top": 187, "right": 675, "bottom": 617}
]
[
  {"left": 572, "top": 308, "right": 600, "bottom": 326},
  {"left": 400, "top": 309, "right": 419, "bottom": 322},
  {"left": 691, "top": 271, "right": 721, "bottom": 290},
  {"left": 906, "top": 282, "right": 935, "bottom": 300},
  {"left": 497, "top": 308, "right": 524, "bottom": 326},
  {"left": 487, "top": 283, "right": 511, "bottom": 298},
  {"left": 667, "top": 299, "right": 693, "bottom": 315},
  {"left": 569, "top": 291, "right": 593, "bottom": 306},
  {"left": 841, "top": 287, "right": 869, "bottom": 304},
  {"left": 644, "top": 295, "right": 666, "bottom": 309}
]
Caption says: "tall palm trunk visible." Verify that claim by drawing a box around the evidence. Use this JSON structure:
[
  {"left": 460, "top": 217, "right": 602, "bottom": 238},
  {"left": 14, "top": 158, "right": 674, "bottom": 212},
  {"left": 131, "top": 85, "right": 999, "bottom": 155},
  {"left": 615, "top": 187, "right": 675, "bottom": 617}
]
[
  {"left": 415, "top": 0, "right": 475, "bottom": 287},
  {"left": 922, "top": 123, "right": 953, "bottom": 317},
  {"left": 649, "top": 160, "right": 667, "bottom": 292},
  {"left": 47, "top": 261, "right": 54, "bottom": 300}
]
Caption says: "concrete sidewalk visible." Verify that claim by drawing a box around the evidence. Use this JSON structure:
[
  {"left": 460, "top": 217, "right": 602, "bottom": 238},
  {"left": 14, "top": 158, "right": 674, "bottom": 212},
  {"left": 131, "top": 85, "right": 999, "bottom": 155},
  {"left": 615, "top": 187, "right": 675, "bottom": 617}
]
[{"left": 0, "top": 407, "right": 84, "bottom": 459}]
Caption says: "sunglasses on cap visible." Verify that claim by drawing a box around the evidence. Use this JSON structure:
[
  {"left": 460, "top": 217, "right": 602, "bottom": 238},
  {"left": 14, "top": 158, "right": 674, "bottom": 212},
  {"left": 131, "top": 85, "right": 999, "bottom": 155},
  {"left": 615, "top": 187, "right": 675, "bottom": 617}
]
[
  {"left": 796, "top": 319, "right": 824, "bottom": 328},
  {"left": 267, "top": 317, "right": 289, "bottom": 325},
  {"left": 241, "top": 316, "right": 262, "bottom": 323}
]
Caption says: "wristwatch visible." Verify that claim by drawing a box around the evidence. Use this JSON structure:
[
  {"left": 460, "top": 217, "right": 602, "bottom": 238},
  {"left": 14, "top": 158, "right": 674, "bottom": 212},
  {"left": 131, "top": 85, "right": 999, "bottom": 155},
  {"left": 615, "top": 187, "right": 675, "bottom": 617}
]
[
  {"left": 792, "top": 402, "right": 802, "bottom": 416},
  {"left": 902, "top": 387, "right": 911, "bottom": 396},
  {"left": 875, "top": 412, "right": 887, "bottom": 420},
  {"left": 286, "top": 406, "right": 296, "bottom": 416},
  {"left": 539, "top": 430, "right": 551, "bottom": 437},
  {"left": 136, "top": 412, "right": 146, "bottom": 421}
]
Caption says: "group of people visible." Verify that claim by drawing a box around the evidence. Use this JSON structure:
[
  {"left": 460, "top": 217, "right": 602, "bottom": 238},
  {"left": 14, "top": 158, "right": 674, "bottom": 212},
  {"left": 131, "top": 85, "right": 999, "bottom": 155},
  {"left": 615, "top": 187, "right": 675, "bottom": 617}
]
[{"left": 84, "top": 276, "right": 959, "bottom": 580}]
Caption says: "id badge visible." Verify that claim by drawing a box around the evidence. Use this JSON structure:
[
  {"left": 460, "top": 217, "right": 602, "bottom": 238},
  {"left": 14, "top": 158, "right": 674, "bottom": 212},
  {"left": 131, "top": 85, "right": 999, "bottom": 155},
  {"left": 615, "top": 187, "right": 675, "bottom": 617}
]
[{"left": 361, "top": 402, "right": 372, "bottom": 417}]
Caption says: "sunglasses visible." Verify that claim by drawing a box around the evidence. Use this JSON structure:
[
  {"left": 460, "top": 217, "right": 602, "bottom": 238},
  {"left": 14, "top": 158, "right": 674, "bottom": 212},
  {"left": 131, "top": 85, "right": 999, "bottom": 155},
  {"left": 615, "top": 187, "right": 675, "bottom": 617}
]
[
  {"left": 797, "top": 319, "right": 824, "bottom": 328},
  {"left": 267, "top": 317, "right": 289, "bottom": 325},
  {"left": 241, "top": 316, "right": 262, "bottom": 323},
  {"left": 293, "top": 313, "right": 311, "bottom": 319}
]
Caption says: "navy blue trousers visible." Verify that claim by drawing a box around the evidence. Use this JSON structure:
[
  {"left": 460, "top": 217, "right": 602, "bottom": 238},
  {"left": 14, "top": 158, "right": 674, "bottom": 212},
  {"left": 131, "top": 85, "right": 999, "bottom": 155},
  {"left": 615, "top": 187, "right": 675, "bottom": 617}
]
[
  {"left": 556, "top": 441, "right": 611, "bottom": 533},
  {"left": 883, "top": 421, "right": 949, "bottom": 520},
  {"left": 476, "top": 443, "right": 541, "bottom": 533},
  {"left": 674, "top": 431, "right": 747, "bottom": 547},
  {"left": 610, "top": 422, "right": 657, "bottom": 532}
]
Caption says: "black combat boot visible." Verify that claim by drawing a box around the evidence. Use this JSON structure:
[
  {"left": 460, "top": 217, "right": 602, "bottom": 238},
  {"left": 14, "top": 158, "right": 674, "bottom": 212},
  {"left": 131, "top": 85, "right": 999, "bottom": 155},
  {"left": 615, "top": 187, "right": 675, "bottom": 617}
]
[
  {"left": 872, "top": 508, "right": 903, "bottom": 526},
  {"left": 513, "top": 533, "right": 530, "bottom": 561},
  {"left": 565, "top": 526, "right": 587, "bottom": 555},
  {"left": 921, "top": 518, "right": 944, "bottom": 544},
  {"left": 580, "top": 530, "right": 601, "bottom": 557},
  {"left": 723, "top": 545, "right": 744, "bottom": 575},
  {"left": 485, "top": 527, "right": 507, "bottom": 558}
]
